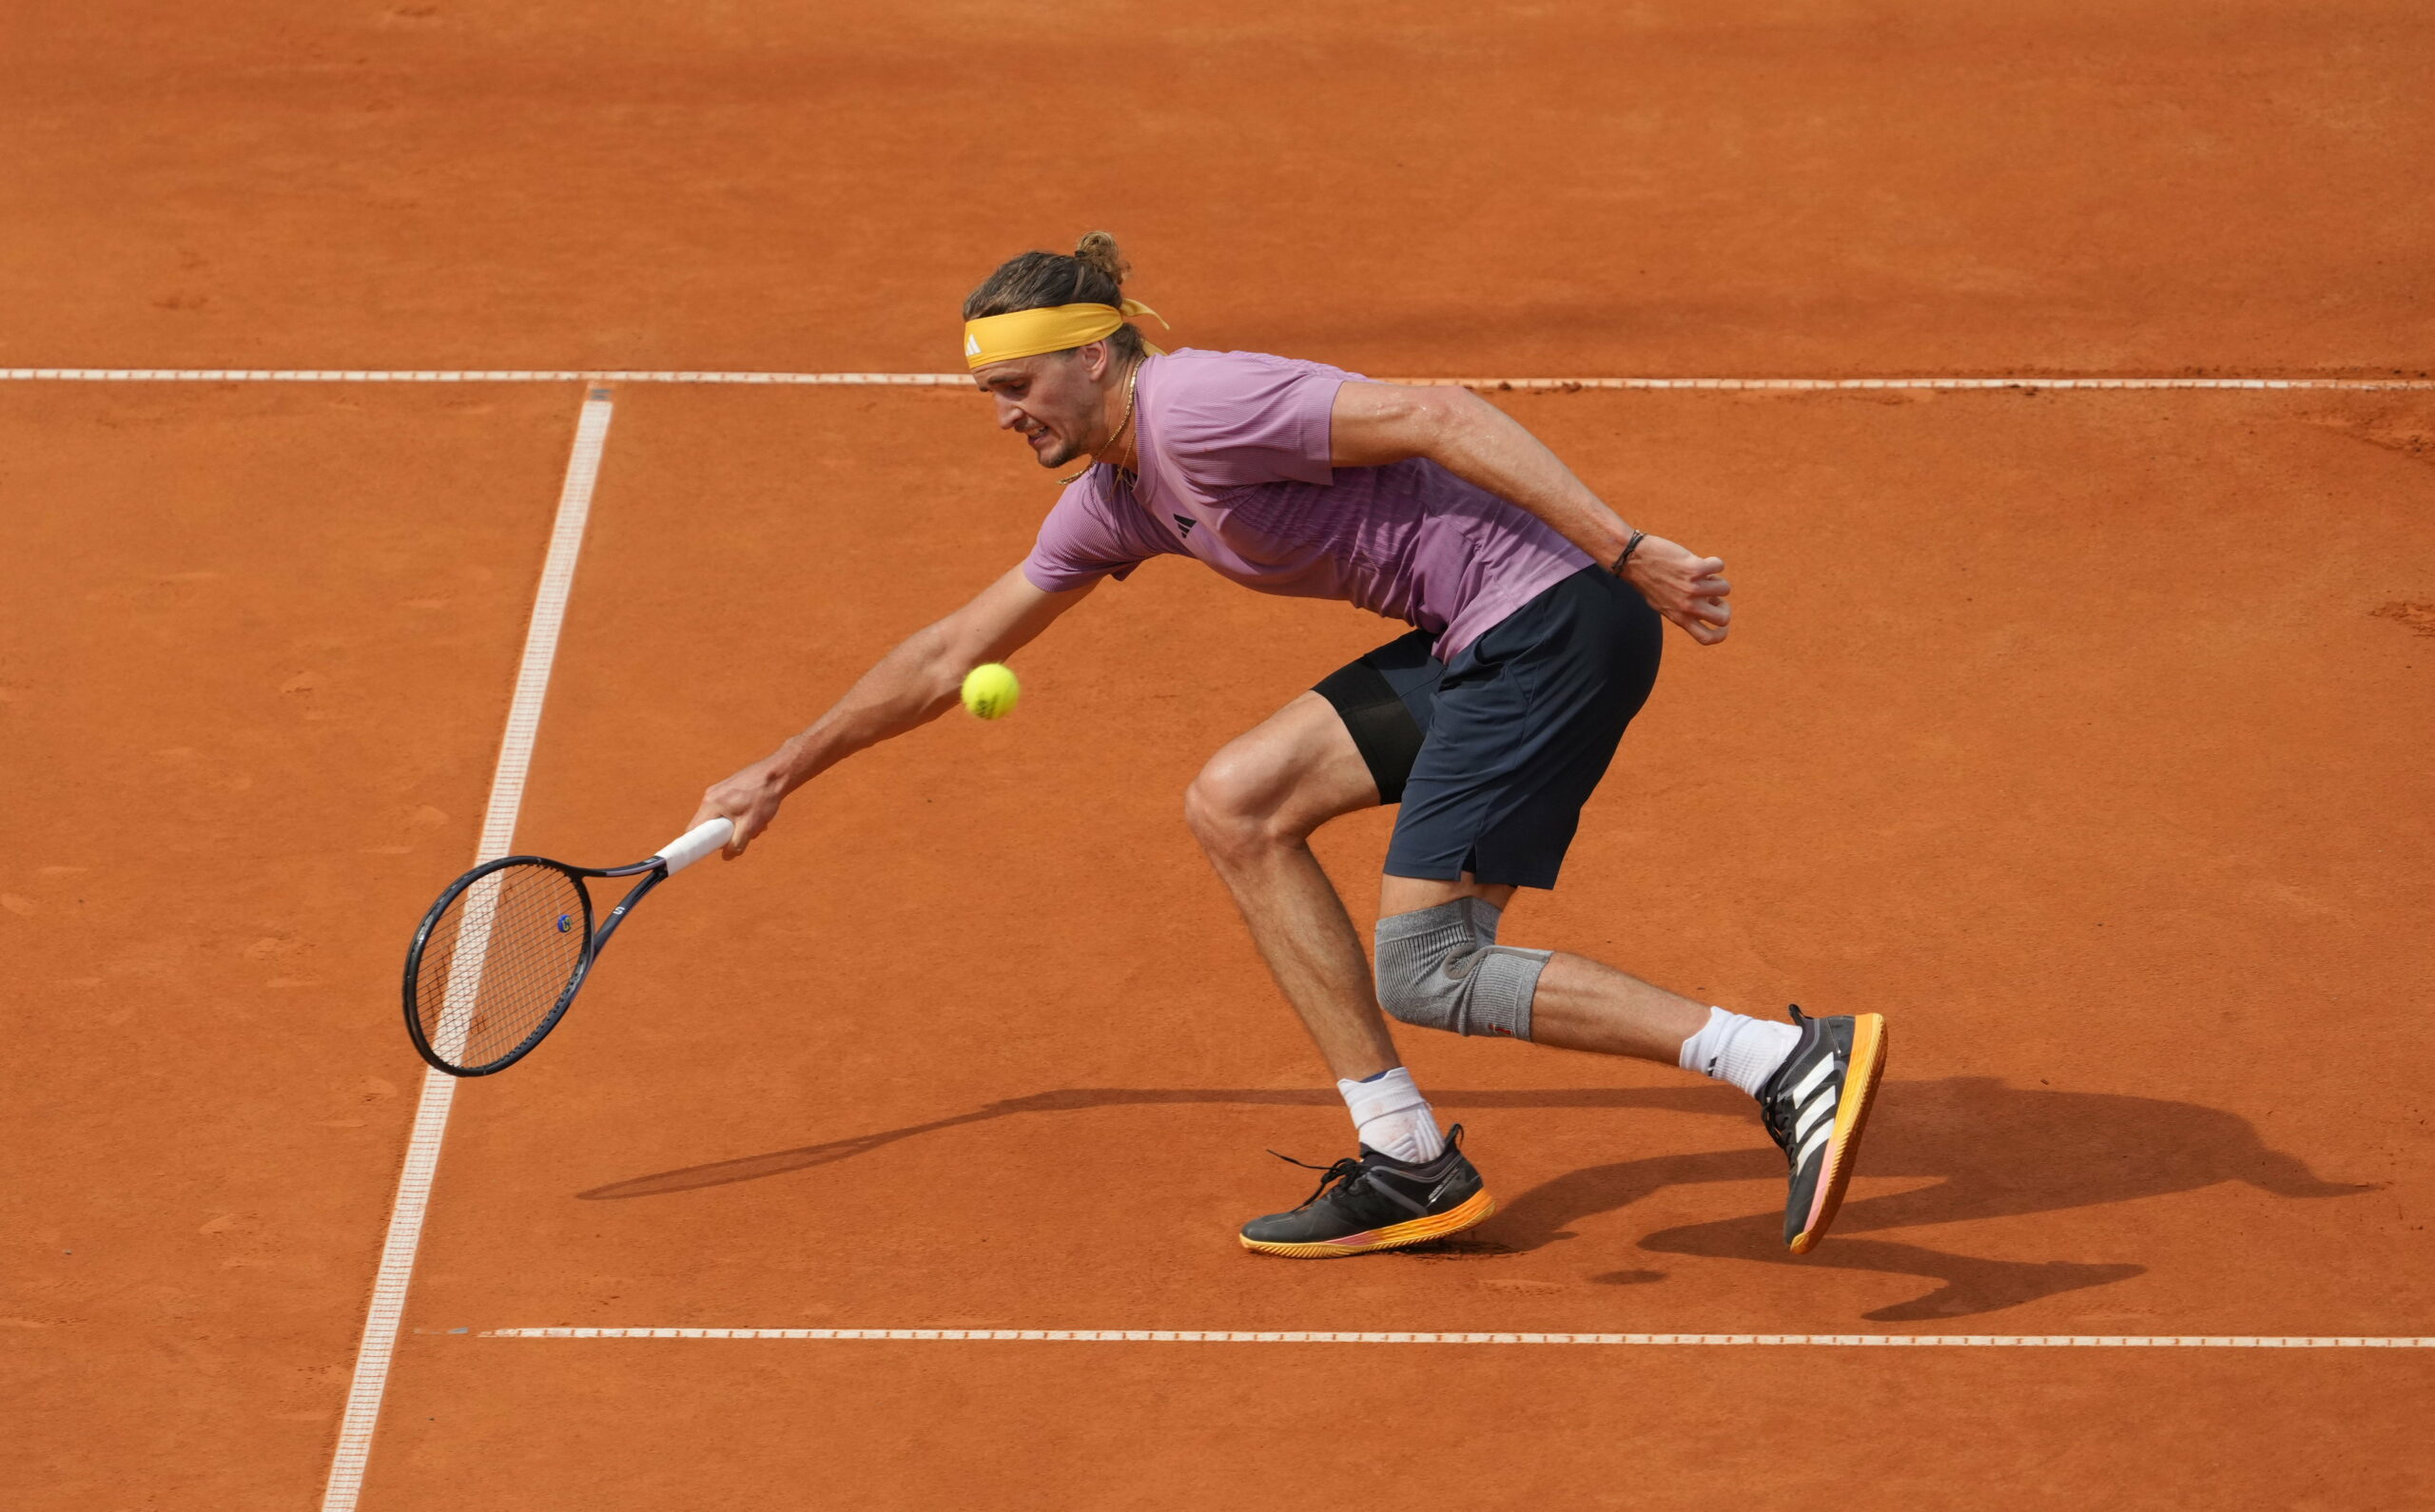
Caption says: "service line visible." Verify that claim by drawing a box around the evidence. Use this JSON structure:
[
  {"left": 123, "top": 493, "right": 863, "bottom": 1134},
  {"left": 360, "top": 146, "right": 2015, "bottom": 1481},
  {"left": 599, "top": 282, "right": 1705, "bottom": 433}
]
[
  {"left": 479, "top": 1326, "right": 2435, "bottom": 1348},
  {"left": 319, "top": 388, "right": 618, "bottom": 1512},
  {"left": 3, "top": 367, "right": 2433, "bottom": 391}
]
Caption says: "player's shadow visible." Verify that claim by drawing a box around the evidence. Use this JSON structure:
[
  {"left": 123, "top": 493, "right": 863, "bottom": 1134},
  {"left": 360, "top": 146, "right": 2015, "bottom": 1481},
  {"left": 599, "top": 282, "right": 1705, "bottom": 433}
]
[
  {"left": 578, "top": 1077, "right": 2369, "bottom": 1322},
  {"left": 1481, "top": 1076, "right": 2368, "bottom": 1320}
]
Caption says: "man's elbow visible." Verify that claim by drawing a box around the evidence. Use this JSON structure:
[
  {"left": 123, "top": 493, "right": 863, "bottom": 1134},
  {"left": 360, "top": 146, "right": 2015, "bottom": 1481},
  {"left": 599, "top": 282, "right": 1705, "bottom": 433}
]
[{"left": 1412, "top": 386, "right": 1504, "bottom": 464}]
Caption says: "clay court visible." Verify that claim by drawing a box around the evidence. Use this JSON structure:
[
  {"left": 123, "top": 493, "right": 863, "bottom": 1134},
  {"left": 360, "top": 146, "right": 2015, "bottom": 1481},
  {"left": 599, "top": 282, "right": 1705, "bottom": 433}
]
[{"left": 7, "top": 2, "right": 2435, "bottom": 1507}]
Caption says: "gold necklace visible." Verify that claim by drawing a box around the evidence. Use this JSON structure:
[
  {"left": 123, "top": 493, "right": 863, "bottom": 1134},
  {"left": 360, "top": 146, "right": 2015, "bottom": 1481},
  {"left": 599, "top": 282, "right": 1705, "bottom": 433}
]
[{"left": 1058, "top": 358, "right": 1143, "bottom": 485}]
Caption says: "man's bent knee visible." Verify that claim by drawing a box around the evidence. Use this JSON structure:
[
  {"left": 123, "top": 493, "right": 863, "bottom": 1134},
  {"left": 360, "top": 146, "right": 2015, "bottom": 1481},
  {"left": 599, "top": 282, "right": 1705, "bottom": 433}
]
[
  {"left": 1184, "top": 754, "right": 1293, "bottom": 860},
  {"left": 1373, "top": 897, "right": 1550, "bottom": 1039}
]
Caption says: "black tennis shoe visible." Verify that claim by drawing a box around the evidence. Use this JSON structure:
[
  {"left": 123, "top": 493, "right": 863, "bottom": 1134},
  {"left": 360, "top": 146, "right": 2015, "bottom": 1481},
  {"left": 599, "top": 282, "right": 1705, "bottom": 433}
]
[
  {"left": 1237, "top": 1125, "right": 1496, "bottom": 1257},
  {"left": 1758, "top": 1005, "right": 1889, "bottom": 1254}
]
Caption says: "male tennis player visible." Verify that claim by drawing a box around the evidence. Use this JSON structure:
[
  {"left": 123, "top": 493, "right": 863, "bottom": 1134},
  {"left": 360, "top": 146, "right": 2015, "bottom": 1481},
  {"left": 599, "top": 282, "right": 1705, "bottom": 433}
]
[{"left": 692, "top": 233, "right": 1885, "bottom": 1257}]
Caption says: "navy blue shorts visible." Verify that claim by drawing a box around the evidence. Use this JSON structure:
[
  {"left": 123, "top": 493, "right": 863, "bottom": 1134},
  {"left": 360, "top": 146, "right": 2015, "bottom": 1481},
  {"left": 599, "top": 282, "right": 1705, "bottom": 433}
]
[{"left": 1313, "top": 567, "right": 1663, "bottom": 890}]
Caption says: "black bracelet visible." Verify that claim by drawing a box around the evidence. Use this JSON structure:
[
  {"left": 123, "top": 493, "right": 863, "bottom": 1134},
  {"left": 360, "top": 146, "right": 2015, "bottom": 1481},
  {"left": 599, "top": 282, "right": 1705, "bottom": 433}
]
[{"left": 1611, "top": 530, "right": 1646, "bottom": 575}]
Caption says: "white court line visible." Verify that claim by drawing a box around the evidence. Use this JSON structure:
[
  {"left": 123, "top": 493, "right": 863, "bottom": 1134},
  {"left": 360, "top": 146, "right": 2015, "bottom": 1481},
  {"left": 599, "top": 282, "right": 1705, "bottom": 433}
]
[
  {"left": 429, "top": 872, "right": 506, "bottom": 1065},
  {"left": 2, "top": 366, "right": 2432, "bottom": 390},
  {"left": 482, "top": 1327, "right": 2435, "bottom": 1348},
  {"left": 319, "top": 387, "right": 618, "bottom": 1512}
]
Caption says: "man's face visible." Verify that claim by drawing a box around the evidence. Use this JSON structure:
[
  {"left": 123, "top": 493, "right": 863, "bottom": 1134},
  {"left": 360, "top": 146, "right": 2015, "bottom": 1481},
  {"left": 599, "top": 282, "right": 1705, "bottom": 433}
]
[{"left": 972, "top": 348, "right": 1101, "bottom": 470}]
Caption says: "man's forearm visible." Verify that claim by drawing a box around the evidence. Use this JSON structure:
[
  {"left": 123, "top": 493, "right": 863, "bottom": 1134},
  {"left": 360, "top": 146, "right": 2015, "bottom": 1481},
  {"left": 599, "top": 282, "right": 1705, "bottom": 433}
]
[
  {"left": 770, "top": 621, "right": 961, "bottom": 791},
  {"left": 1430, "top": 392, "right": 1636, "bottom": 566}
]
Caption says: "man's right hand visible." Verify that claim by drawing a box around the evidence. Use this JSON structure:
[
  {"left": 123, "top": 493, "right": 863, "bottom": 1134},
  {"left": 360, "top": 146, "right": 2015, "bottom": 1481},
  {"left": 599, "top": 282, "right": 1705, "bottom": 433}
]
[{"left": 687, "top": 748, "right": 798, "bottom": 859}]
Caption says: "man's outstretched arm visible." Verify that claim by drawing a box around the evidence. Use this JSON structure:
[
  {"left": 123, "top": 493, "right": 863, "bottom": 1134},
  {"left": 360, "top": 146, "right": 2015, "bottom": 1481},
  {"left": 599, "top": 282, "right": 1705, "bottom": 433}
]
[
  {"left": 690, "top": 566, "right": 1095, "bottom": 854},
  {"left": 1328, "top": 381, "right": 1733, "bottom": 645}
]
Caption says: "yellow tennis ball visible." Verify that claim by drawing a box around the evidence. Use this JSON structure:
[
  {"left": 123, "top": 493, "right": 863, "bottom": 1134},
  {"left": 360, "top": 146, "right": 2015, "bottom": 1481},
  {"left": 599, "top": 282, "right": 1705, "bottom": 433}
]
[{"left": 961, "top": 663, "right": 1021, "bottom": 720}]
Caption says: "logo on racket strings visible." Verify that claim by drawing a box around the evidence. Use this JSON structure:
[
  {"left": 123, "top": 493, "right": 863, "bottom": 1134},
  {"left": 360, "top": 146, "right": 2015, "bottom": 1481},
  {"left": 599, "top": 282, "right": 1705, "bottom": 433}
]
[{"left": 555, "top": 914, "right": 574, "bottom": 934}]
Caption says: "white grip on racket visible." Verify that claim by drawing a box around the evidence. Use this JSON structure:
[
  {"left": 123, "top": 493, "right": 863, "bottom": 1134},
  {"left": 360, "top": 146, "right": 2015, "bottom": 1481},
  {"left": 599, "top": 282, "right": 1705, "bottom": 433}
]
[{"left": 655, "top": 817, "right": 734, "bottom": 875}]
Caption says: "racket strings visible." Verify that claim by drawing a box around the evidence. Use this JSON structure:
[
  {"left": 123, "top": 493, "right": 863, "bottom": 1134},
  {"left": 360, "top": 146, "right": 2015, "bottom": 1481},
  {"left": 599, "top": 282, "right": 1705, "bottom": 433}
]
[{"left": 414, "top": 863, "right": 589, "bottom": 1070}]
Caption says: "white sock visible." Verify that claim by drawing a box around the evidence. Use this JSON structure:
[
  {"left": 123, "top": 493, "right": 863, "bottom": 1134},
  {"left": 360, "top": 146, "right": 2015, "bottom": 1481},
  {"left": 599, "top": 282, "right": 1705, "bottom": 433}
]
[
  {"left": 1677, "top": 1006, "right": 1802, "bottom": 1099},
  {"left": 1337, "top": 1066, "right": 1446, "bottom": 1163}
]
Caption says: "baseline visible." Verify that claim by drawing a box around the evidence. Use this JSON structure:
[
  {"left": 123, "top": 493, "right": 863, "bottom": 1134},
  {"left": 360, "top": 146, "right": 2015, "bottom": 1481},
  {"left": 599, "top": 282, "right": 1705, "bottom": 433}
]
[
  {"left": 318, "top": 388, "right": 618, "bottom": 1512},
  {"left": 480, "top": 1327, "right": 2435, "bottom": 1348}
]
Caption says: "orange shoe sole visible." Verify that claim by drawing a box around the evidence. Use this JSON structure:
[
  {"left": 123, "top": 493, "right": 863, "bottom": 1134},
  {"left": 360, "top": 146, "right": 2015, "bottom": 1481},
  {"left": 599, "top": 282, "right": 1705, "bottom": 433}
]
[
  {"left": 1239, "top": 1188, "right": 1497, "bottom": 1258},
  {"left": 1789, "top": 1013, "right": 1887, "bottom": 1255}
]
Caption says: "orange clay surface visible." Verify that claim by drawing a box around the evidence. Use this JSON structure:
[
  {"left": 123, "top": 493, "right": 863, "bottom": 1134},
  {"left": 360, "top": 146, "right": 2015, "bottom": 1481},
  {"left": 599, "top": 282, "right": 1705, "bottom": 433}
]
[
  {"left": 5, "top": 0, "right": 2435, "bottom": 378},
  {"left": 6, "top": 4, "right": 2435, "bottom": 1510}
]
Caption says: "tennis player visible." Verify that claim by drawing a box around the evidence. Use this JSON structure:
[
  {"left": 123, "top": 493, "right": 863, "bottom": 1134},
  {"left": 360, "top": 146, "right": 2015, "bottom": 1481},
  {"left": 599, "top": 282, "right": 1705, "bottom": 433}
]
[{"left": 692, "top": 233, "right": 1886, "bottom": 1258}]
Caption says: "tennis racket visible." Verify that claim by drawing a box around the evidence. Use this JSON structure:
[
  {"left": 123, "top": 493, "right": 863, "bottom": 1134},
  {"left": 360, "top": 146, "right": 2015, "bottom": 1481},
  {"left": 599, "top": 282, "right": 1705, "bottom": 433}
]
[{"left": 402, "top": 817, "right": 733, "bottom": 1076}]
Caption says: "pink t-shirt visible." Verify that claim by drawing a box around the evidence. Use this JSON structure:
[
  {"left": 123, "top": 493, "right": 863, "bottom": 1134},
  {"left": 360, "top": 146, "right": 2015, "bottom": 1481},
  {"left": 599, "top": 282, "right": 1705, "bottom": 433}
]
[{"left": 1019, "top": 349, "right": 1590, "bottom": 661}]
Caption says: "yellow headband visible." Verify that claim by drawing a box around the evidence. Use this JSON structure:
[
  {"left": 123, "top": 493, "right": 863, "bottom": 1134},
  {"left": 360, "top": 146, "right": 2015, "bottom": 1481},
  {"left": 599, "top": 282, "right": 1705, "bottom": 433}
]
[{"left": 964, "top": 299, "right": 1167, "bottom": 369}]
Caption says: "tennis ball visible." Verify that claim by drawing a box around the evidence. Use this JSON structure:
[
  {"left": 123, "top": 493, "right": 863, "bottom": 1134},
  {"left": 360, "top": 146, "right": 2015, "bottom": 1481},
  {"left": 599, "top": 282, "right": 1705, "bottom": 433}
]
[{"left": 961, "top": 663, "right": 1021, "bottom": 720}]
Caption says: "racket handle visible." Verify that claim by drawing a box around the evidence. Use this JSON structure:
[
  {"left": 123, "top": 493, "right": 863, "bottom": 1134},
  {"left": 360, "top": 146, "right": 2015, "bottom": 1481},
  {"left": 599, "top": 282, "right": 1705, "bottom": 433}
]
[{"left": 655, "top": 817, "right": 734, "bottom": 875}]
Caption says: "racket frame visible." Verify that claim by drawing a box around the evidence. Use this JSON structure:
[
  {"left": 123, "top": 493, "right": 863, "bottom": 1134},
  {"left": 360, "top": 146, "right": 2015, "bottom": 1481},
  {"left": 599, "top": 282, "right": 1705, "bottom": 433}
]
[{"left": 401, "top": 852, "right": 671, "bottom": 1077}]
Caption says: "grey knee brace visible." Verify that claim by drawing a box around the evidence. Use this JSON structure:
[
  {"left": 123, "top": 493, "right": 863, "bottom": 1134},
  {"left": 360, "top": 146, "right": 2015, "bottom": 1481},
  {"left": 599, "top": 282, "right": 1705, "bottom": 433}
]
[{"left": 1373, "top": 897, "right": 1550, "bottom": 1040}]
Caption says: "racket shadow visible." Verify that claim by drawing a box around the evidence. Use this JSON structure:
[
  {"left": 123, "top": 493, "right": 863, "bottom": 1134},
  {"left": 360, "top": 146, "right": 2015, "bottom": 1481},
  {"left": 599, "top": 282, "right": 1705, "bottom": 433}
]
[{"left": 575, "top": 1085, "right": 1724, "bottom": 1201}]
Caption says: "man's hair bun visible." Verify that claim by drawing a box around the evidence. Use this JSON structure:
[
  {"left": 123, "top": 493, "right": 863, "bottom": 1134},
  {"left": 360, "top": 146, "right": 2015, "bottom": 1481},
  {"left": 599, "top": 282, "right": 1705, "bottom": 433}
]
[{"left": 1072, "top": 231, "right": 1128, "bottom": 285}]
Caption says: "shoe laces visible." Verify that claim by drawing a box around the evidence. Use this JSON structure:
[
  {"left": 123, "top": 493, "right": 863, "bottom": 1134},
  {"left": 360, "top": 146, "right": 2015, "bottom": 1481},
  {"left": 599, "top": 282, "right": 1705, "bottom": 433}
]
[
  {"left": 1760, "top": 1092, "right": 1798, "bottom": 1156},
  {"left": 1265, "top": 1150, "right": 1371, "bottom": 1210},
  {"left": 1759, "top": 1005, "right": 1819, "bottom": 1159}
]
